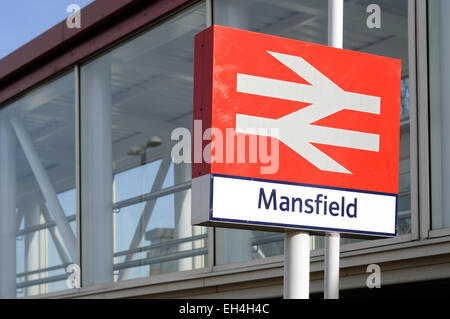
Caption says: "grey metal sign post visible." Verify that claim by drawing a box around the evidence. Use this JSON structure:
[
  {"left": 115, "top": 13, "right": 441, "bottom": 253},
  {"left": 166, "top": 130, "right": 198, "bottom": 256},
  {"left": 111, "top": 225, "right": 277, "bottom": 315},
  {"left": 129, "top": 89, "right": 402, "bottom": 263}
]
[
  {"left": 325, "top": 0, "right": 343, "bottom": 300},
  {"left": 284, "top": 0, "right": 344, "bottom": 300}
]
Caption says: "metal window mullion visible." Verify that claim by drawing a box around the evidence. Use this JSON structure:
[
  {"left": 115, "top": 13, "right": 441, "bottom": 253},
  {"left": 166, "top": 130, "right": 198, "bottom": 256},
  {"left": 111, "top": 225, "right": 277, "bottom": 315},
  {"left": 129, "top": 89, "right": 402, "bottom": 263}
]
[
  {"left": 75, "top": 64, "right": 82, "bottom": 271},
  {"left": 407, "top": 0, "right": 420, "bottom": 240},
  {"left": 416, "top": 0, "right": 431, "bottom": 239},
  {"left": 206, "top": 0, "right": 213, "bottom": 27}
]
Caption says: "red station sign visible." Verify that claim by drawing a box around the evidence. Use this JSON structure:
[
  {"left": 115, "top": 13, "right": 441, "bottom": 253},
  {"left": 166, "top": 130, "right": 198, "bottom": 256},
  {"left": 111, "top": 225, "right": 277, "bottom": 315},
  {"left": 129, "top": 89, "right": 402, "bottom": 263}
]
[{"left": 191, "top": 25, "right": 401, "bottom": 237}]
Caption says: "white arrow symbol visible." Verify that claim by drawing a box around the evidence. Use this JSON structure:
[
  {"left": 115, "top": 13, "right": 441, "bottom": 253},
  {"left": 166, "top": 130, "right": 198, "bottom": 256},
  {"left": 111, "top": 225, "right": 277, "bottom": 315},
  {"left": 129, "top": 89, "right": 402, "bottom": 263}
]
[{"left": 235, "top": 51, "right": 381, "bottom": 174}]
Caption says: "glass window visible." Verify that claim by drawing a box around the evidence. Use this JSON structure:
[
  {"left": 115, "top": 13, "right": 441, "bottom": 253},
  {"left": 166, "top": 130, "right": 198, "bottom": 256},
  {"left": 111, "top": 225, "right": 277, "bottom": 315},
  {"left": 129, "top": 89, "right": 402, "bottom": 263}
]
[
  {"left": 429, "top": 0, "right": 450, "bottom": 230},
  {"left": 339, "top": 0, "right": 410, "bottom": 246},
  {"left": 214, "top": 0, "right": 328, "bottom": 44},
  {"left": 214, "top": 0, "right": 328, "bottom": 265},
  {"left": 0, "top": 71, "right": 76, "bottom": 298},
  {"left": 344, "top": 0, "right": 410, "bottom": 236},
  {"left": 80, "top": 3, "right": 207, "bottom": 286},
  {"left": 213, "top": 0, "right": 410, "bottom": 264}
]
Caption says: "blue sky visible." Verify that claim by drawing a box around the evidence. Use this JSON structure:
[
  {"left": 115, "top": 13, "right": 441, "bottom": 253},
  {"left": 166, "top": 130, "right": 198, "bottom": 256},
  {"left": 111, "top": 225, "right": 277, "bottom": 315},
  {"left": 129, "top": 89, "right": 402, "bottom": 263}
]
[{"left": 0, "top": 0, "right": 95, "bottom": 59}]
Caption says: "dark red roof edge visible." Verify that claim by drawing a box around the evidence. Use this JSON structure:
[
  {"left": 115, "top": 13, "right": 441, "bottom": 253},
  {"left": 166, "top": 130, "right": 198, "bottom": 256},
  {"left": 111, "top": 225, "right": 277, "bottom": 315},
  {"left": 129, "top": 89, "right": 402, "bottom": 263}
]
[
  {"left": 0, "top": 0, "right": 195, "bottom": 106},
  {"left": 0, "top": 0, "right": 140, "bottom": 82}
]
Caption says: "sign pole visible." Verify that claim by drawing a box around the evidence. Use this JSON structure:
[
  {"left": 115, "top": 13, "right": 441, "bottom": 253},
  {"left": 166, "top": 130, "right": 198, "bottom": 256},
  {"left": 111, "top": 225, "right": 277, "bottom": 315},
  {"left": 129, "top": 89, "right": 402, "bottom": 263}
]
[
  {"left": 284, "top": 231, "right": 310, "bottom": 299},
  {"left": 324, "top": 232, "right": 340, "bottom": 299},
  {"left": 325, "top": 0, "right": 343, "bottom": 300}
]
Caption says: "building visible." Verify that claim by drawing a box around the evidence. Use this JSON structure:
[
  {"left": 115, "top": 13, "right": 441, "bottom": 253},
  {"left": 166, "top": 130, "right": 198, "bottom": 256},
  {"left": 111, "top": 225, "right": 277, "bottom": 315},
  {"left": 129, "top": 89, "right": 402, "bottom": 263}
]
[{"left": 0, "top": 0, "right": 448, "bottom": 299}]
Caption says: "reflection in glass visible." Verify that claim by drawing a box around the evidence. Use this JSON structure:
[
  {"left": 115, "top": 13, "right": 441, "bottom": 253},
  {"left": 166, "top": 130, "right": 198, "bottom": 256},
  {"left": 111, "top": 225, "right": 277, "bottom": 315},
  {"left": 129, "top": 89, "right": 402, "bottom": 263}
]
[
  {"left": 0, "top": 72, "right": 76, "bottom": 298},
  {"left": 344, "top": 0, "right": 410, "bottom": 239},
  {"left": 214, "top": 0, "right": 329, "bottom": 265},
  {"left": 429, "top": 0, "right": 450, "bottom": 229},
  {"left": 213, "top": 0, "right": 410, "bottom": 264},
  {"left": 80, "top": 3, "right": 207, "bottom": 286}
]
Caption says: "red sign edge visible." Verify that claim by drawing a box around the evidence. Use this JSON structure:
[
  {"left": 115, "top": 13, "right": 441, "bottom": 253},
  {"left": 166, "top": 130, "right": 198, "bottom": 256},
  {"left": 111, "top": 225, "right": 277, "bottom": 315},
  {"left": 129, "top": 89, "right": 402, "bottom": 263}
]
[{"left": 193, "top": 26, "right": 214, "bottom": 178}]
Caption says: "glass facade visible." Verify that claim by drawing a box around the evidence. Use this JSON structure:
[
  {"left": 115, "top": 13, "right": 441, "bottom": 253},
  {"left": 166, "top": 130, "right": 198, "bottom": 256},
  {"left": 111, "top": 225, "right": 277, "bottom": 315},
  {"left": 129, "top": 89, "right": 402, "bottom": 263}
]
[
  {"left": 80, "top": 3, "right": 207, "bottom": 285},
  {"left": 0, "top": 72, "right": 76, "bottom": 298},
  {"left": 344, "top": 0, "right": 411, "bottom": 240},
  {"left": 0, "top": 0, "right": 438, "bottom": 298},
  {"left": 338, "top": 0, "right": 410, "bottom": 246},
  {"left": 213, "top": 0, "right": 328, "bottom": 265},
  {"left": 213, "top": 0, "right": 411, "bottom": 263},
  {"left": 429, "top": 0, "right": 450, "bottom": 229}
]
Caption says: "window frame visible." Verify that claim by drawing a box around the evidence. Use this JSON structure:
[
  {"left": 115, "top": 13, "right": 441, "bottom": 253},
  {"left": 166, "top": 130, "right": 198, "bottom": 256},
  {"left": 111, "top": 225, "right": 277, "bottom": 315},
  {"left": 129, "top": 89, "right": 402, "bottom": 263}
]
[
  {"left": 0, "top": 66, "right": 79, "bottom": 297},
  {"left": 426, "top": 0, "right": 450, "bottom": 239}
]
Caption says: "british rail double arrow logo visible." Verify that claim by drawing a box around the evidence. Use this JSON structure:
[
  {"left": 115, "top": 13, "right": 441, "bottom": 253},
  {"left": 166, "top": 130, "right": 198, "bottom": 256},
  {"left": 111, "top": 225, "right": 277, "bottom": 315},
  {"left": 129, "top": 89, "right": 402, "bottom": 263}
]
[{"left": 235, "top": 51, "right": 381, "bottom": 174}]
